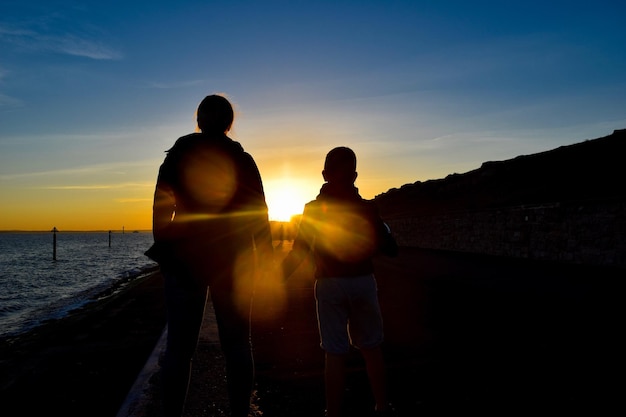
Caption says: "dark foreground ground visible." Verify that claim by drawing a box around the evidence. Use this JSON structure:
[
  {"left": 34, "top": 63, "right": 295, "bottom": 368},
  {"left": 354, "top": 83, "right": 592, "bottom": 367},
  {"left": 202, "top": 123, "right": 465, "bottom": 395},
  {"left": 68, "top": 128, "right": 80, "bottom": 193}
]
[{"left": 1, "top": 245, "right": 623, "bottom": 416}]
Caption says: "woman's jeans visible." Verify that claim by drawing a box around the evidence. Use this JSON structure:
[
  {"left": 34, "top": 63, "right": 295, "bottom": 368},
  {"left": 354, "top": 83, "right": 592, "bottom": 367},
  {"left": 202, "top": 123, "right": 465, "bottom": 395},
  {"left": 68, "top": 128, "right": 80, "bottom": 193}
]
[{"left": 161, "top": 268, "right": 254, "bottom": 417}]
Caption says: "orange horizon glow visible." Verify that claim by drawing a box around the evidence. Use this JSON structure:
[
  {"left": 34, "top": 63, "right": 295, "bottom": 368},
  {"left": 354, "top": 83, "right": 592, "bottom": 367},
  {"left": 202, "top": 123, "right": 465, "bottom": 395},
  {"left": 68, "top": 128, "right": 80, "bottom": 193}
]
[{"left": 0, "top": 178, "right": 316, "bottom": 231}]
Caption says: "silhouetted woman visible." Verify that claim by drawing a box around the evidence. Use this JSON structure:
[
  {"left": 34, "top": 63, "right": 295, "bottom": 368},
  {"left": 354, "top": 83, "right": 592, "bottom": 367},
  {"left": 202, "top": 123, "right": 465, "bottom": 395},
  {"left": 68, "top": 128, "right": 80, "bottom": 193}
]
[{"left": 147, "top": 94, "right": 273, "bottom": 417}]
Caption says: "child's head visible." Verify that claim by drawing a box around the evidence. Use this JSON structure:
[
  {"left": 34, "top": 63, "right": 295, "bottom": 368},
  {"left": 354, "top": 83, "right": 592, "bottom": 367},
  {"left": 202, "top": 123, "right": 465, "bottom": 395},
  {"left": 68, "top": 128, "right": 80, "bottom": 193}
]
[{"left": 323, "top": 146, "right": 358, "bottom": 185}]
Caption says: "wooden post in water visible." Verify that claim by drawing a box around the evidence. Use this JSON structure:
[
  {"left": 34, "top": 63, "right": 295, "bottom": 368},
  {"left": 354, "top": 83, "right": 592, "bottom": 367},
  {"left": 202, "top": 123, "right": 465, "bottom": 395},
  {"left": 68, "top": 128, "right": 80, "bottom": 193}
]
[
  {"left": 51, "top": 226, "right": 58, "bottom": 261},
  {"left": 109, "top": 230, "right": 112, "bottom": 247}
]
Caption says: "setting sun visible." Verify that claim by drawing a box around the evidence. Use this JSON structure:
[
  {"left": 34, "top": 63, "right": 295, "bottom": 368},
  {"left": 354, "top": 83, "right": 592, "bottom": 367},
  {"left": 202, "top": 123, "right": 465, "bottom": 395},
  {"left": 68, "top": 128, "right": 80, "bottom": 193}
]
[{"left": 265, "top": 180, "right": 312, "bottom": 222}]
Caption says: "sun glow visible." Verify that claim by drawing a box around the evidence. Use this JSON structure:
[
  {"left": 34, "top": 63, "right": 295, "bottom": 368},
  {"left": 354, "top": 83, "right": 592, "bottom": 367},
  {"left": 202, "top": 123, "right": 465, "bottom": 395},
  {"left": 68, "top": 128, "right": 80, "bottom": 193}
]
[{"left": 265, "top": 181, "right": 311, "bottom": 222}]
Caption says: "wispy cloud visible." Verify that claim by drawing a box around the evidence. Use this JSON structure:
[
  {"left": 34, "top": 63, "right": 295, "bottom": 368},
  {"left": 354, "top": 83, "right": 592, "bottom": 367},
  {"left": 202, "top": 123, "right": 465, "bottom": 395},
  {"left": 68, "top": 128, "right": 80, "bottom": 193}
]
[
  {"left": 51, "top": 33, "right": 122, "bottom": 60},
  {"left": 144, "top": 79, "right": 206, "bottom": 89},
  {"left": 115, "top": 197, "right": 152, "bottom": 203},
  {"left": 0, "top": 66, "right": 23, "bottom": 109},
  {"left": 0, "top": 23, "right": 122, "bottom": 60},
  {"left": 0, "top": 92, "right": 23, "bottom": 109},
  {"left": 41, "top": 182, "right": 152, "bottom": 190},
  {"left": 0, "top": 160, "right": 154, "bottom": 181}
]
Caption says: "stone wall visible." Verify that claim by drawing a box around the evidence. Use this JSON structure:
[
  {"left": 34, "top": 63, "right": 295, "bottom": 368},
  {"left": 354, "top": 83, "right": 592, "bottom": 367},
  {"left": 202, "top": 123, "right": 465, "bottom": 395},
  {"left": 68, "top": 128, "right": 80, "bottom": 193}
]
[{"left": 385, "top": 199, "right": 626, "bottom": 269}]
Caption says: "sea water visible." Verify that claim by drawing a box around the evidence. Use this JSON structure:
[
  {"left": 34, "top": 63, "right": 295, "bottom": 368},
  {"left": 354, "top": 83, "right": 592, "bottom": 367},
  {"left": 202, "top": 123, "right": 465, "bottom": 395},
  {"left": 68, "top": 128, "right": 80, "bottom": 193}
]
[{"left": 0, "top": 231, "right": 157, "bottom": 339}]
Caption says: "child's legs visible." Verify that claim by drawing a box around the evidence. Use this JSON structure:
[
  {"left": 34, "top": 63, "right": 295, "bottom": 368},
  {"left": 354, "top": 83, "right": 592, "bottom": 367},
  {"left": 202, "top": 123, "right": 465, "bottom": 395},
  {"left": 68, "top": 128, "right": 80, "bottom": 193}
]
[
  {"left": 325, "top": 351, "right": 347, "bottom": 417},
  {"left": 348, "top": 274, "right": 388, "bottom": 411},
  {"left": 315, "top": 278, "right": 351, "bottom": 416},
  {"left": 361, "top": 346, "right": 388, "bottom": 411}
]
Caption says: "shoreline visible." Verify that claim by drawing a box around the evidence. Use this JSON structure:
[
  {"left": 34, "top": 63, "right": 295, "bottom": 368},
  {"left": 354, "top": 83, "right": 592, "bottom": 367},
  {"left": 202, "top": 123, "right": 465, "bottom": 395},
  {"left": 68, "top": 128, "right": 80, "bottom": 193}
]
[
  {"left": 0, "top": 264, "right": 160, "bottom": 344},
  {"left": 0, "top": 268, "right": 167, "bottom": 417},
  {"left": 0, "top": 230, "right": 153, "bottom": 233}
]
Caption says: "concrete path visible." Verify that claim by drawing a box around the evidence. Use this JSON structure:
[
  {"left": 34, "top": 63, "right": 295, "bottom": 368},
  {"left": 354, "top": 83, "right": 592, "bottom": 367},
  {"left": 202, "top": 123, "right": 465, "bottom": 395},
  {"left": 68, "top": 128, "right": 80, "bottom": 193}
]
[{"left": 118, "top": 244, "right": 623, "bottom": 416}]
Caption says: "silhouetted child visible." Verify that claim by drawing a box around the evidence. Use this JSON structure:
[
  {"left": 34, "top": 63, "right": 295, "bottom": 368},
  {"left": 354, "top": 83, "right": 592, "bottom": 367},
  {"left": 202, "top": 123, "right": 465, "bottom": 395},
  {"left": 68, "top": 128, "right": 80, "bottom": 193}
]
[{"left": 282, "top": 146, "right": 398, "bottom": 417}]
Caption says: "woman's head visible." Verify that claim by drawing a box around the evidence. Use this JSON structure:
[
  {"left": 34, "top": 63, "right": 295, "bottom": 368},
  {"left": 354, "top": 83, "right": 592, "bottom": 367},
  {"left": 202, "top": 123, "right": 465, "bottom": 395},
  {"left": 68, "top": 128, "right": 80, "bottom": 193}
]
[{"left": 196, "top": 94, "right": 234, "bottom": 134}]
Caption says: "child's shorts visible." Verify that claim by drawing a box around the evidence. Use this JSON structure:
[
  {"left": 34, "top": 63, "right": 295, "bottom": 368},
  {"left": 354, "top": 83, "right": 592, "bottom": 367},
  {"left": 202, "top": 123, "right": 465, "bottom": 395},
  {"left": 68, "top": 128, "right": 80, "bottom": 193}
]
[{"left": 314, "top": 274, "right": 384, "bottom": 355}]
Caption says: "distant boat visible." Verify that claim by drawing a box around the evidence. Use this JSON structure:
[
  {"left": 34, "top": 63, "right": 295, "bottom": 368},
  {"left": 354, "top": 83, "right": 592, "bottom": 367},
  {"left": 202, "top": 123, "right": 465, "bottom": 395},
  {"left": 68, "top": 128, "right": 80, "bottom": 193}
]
[{"left": 132, "top": 230, "right": 139, "bottom": 233}]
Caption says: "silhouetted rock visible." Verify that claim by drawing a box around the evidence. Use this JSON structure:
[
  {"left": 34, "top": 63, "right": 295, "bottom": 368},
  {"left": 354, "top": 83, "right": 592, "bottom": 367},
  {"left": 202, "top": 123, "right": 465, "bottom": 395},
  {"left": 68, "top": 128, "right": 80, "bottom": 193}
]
[
  {"left": 375, "top": 129, "right": 626, "bottom": 218},
  {"left": 375, "top": 129, "right": 626, "bottom": 267}
]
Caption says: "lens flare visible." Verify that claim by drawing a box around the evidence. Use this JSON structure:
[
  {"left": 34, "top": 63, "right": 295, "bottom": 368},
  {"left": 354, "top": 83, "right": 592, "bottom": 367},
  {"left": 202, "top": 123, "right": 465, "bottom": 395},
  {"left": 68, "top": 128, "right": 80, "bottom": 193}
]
[
  {"left": 312, "top": 204, "right": 377, "bottom": 262},
  {"left": 180, "top": 148, "right": 237, "bottom": 210},
  {"left": 231, "top": 248, "right": 257, "bottom": 319},
  {"left": 250, "top": 259, "right": 288, "bottom": 323}
]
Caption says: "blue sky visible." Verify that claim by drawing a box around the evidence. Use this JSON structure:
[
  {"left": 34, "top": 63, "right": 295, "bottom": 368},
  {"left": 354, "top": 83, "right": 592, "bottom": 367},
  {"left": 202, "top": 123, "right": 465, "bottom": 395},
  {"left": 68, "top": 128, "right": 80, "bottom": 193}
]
[{"left": 1, "top": 0, "right": 625, "bottom": 229}]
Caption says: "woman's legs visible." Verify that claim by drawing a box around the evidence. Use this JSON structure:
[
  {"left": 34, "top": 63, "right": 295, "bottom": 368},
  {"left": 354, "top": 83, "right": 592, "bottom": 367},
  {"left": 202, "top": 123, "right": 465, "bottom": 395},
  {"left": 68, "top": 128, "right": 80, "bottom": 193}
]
[
  {"left": 161, "top": 271, "right": 208, "bottom": 417},
  {"left": 211, "top": 285, "right": 254, "bottom": 417}
]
